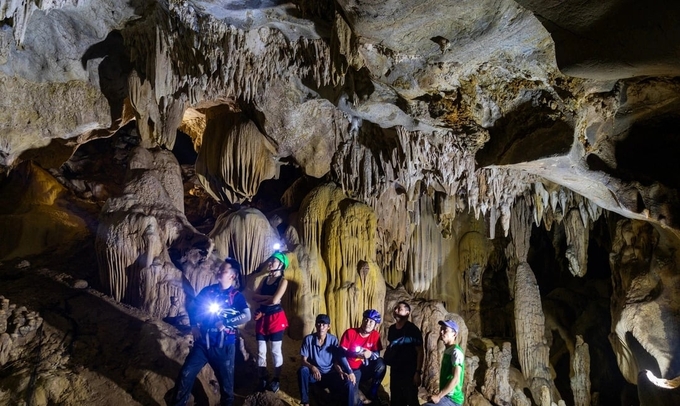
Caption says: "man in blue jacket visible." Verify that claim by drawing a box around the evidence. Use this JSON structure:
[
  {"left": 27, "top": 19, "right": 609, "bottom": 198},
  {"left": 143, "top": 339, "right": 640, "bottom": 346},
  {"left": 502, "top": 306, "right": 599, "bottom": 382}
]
[{"left": 172, "top": 257, "right": 251, "bottom": 406}]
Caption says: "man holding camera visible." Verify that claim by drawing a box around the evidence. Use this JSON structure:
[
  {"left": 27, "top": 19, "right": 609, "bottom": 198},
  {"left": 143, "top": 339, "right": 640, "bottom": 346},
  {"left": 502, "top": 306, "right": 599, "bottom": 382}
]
[{"left": 172, "top": 257, "right": 251, "bottom": 406}]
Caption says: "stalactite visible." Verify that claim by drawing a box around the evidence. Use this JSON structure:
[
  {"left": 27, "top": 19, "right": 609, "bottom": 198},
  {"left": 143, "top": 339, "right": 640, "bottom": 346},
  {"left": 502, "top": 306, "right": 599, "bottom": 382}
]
[
  {"left": 459, "top": 231, "right": 491, "bottom": 334},
  {"left": 373, "top": 186, "right": 409, "bottom": 288},
  {"left": 564, "top": 208, "right": 589, "bottom": 277},
  {"left": 408, "top": 195, "right": 444, "bottom": 294},
  {"left": 121, "top": 2, "right": 338, "bottom": 149},
  {"left": 297, "top": 183, "right": 346, "bottom": 333},
  {"left": 195, "top": 112, "right": 279, "bottom": 205},
  {"left": 322, "top": 199, "right": 384, "bottom": 336},
  {"left": 209, "top": 208, "right": 280, "bottom": 276},
  {"left": 570, "top": 335, "right": 591, "bottom": 406}
]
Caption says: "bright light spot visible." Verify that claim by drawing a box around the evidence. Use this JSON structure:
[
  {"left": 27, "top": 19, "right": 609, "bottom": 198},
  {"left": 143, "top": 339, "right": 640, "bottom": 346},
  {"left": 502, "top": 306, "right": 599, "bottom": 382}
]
[
  {"left": 209, "top": 303, "right": 220, "bottom": 314},
  {"left": 273, "top": 243, "right": 281, "bottom": 250},
  {"left": 355, "top": 346, "right": 363, "bottom": 354}
]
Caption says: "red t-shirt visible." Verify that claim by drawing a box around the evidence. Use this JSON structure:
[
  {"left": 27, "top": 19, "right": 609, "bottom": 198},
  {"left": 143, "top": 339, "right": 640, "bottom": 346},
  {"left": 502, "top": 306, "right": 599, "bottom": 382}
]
[{"left": 339, "top": 328, "right": 383, "bottom": 370}]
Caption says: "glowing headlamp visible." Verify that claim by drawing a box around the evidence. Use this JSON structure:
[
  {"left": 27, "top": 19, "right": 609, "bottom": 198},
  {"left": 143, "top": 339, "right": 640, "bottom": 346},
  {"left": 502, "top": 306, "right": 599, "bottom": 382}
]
[{"left": 272, "top": 243, "right": 281, "bottom": 250}]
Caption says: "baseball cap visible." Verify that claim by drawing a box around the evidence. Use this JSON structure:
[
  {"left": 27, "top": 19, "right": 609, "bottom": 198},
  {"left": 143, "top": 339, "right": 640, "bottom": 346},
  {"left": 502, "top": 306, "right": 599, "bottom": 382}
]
[
  {"left": 438, "top": 319, "right": 459, "bottom": 334},
  {"left": 315, "top": 314, "right": 331, "bottom": 324}
]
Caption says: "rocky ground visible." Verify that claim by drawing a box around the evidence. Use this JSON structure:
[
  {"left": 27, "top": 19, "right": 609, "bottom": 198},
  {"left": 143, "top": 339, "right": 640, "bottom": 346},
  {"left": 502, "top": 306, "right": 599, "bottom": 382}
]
[{"left": 0, "top": 241, "right": 395, "bottom": 406}]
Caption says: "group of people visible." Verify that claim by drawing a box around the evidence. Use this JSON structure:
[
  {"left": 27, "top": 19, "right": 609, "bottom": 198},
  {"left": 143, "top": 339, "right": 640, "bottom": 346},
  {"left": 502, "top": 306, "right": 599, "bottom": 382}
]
[{"left": 170, "top": 253, "right": 466, "bottom": 406}]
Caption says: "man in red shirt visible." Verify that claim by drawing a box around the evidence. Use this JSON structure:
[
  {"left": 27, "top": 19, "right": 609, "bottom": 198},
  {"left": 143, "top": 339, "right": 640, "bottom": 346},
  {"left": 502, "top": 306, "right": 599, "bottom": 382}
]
[{"left": 338, "top": 309, "right": 386, "bottom": 406}]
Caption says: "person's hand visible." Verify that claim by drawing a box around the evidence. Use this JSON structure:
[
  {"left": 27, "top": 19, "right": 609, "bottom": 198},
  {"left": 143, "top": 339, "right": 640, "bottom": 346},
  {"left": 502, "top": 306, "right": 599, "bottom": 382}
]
[
  {"left": 362, "top": 349, "right": 372, "bottom": 359},
  {"left": 190, "top": 326, "right": 201, "bottom": 343},
  {"left": 413, "top": 372, "right": 422, "bottom": 387},
  {"left": 429, "top": 393, "right": 442, "bottom": 404},
  {"left": 311, "top": 366, "right": 321, "bottom": 381},
  {"left": 347, "top": 372, "right": 356, "bottom": 385}
]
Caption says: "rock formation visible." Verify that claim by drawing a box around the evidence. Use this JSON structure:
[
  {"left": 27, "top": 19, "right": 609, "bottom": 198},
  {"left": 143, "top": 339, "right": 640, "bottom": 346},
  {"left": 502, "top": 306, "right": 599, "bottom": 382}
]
[{"left": 1, "top": 0, "right": 680, "bottom": 405}]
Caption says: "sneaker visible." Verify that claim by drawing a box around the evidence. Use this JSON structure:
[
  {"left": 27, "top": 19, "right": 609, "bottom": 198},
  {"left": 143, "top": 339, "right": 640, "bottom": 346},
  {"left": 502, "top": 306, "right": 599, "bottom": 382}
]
[
  {"left": 267, "top": 378, "right": 280, "bottom": 393},
  {"left": 256, "top": 378, "right": 268, "bottom": 392}
]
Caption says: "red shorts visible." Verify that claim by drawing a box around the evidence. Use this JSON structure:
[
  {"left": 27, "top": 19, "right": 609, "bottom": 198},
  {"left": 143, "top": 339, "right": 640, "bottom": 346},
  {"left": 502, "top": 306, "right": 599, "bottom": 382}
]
[{"left": 256, "top": 309, "right": 288, "bottom": 336}]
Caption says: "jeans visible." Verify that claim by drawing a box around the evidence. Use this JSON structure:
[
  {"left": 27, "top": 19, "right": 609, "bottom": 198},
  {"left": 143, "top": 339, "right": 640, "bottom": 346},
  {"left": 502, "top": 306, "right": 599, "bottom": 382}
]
[
  {"left": 172, "top": 341, "right": 236, "bottom": 406},
  {"left": 297, "top": 366, "right": 342, "bottom": 404},
  {"left": 422, "top": 395, "right": 461, "bottom": 406},
  {"left": 389, "top": 372, "right": 420, "bottom": 406},
  {"left": 346, "top": 358, "right": 386, "bottom": 406}
]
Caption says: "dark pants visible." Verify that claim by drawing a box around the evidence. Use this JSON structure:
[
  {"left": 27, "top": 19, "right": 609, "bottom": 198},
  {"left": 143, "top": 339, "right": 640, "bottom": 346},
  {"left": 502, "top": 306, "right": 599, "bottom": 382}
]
[
  {"left": 390, "top": 372, "right": 420, "bottom": 406},
  {"left": 172, "top": 341, "right": 236, "bottom": 406},
  {"left": 298, "top": 366, "right": 342, "bottom": 404},
  {"left": 347, "top": 358, "right": 386, "bottom": 406}
]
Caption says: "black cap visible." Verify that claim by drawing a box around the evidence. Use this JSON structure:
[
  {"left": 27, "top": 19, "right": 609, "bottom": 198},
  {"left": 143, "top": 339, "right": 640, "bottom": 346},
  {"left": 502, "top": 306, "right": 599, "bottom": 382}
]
[{"left": 315, "top": 314, "right": 331, "bottom": 324}]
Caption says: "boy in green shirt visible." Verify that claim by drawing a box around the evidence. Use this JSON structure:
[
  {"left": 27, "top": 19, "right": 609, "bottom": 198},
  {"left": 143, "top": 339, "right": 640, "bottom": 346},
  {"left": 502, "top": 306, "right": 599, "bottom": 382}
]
[{"left": 423, "top": 319, "right": 465, "bottom": 406}]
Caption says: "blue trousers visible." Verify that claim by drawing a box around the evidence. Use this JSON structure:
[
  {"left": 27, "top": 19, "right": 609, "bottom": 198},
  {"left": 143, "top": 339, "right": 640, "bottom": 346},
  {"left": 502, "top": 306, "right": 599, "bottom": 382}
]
[
  {"left": 346, "top": 358, "right": 386, "bottom": 406},
  {"left": 297, "top": 366, "right": 342, "bottom": 404},
  {"left": 172, "top": 341, "right": 236, "bottom": 406}
]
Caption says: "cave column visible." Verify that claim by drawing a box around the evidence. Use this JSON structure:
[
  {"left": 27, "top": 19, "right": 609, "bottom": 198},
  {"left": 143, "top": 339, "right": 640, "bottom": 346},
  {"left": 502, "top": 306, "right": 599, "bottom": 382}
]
[{"left": 509, "top": 196, "right": 559, "bottom": 405}]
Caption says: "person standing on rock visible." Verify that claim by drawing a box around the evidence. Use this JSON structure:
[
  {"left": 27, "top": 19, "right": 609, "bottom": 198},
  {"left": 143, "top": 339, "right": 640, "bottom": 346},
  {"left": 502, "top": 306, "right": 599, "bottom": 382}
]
[
  {"left": 338, "top": 309, "right": 386, "bottom": 406},
  {"left": 423, "top": 320, "right": 465, "bottom": 406},
  {"left": 172, "top": 257, "right": 251, "bottom": 406},
  {"left": 252, "top": 251, "right": 290, "bottom": 392},
  {"left": 385, "top": 301, "right": 423, "bottom": 406},
  {"left": 298, "top": 313, "right": 342, "bottom": 406}
]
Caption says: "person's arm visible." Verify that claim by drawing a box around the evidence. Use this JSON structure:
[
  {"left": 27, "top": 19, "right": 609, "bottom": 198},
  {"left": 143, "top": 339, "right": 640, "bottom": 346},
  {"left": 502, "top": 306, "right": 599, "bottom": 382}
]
[
  {"left": 188, "top": 288, "right": 209, "bottom": 340},
  {"left": 222, "top": 307, "right": 251, "bottom": 327},
  {"left": 251, "top": 279, "right": 270, "bottom": 303},
  {"left": 301, "top": 355, "right": 322, "bottom": 380},
  {"left": 216, "top": 293, "right": 251, "bottom": 330},
  {"left": 366, "top": 331, "right": 381, "bottom": 360},
  {"left": 414, "top": 344, "right": 424, "bottom": 386},
  {"left": 430, "top": 365, "right": 462, "bottom": 404},
  {"left": 414, "top": 327, "right": 424, "bottom": 386},
  {"left": 338, "top": 331, "right": 357, "bottom": 384},
  {"left": 266, "top": 278, "right": 287, "bottom": 305}
]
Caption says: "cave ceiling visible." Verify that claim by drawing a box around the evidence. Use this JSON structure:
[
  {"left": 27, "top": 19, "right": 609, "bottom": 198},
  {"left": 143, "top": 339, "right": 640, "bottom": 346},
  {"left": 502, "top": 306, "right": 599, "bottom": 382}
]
[
  {"left": 2, "top": 1, "right": 680, "bottom": 405},
  {"left": 1, "top": 0, "right": 679, "bottom": 236}
]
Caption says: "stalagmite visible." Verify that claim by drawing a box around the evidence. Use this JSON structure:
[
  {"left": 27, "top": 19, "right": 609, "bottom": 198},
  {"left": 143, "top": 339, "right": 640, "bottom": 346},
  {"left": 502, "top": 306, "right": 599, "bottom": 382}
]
[
  {"left": 481, "top": 342, "right": 513, "bottom": 406},
  {"left": 96, "top": 147, "right": 211, "bottom": 315},
  {"left": 570, "top": 335, "right": 591, "bottom": 406}
]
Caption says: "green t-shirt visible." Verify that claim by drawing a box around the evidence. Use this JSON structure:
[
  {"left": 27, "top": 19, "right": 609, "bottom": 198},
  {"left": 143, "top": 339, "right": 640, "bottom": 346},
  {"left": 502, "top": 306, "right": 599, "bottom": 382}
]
[{"left": 440, "top": 344, "right": 465, "bottom": 404}]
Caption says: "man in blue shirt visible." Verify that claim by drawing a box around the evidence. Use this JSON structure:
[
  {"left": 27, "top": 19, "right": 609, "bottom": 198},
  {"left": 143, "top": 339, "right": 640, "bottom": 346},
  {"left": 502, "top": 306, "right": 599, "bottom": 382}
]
[
  {"left": 172, "top": 257, "right": 251, "bottom": 406},
  {"left": 298, "top": 314, "right": 342, "bottom": 406}
]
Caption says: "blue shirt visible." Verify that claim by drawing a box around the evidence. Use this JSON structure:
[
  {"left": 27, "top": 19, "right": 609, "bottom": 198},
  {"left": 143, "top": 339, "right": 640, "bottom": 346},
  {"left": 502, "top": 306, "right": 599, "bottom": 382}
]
[
  {"left": 300, "top": 333, "right": 339, "bottom": 374},
  {"left": 191, "top": 284, "right": 248, "bottom": 345}
]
